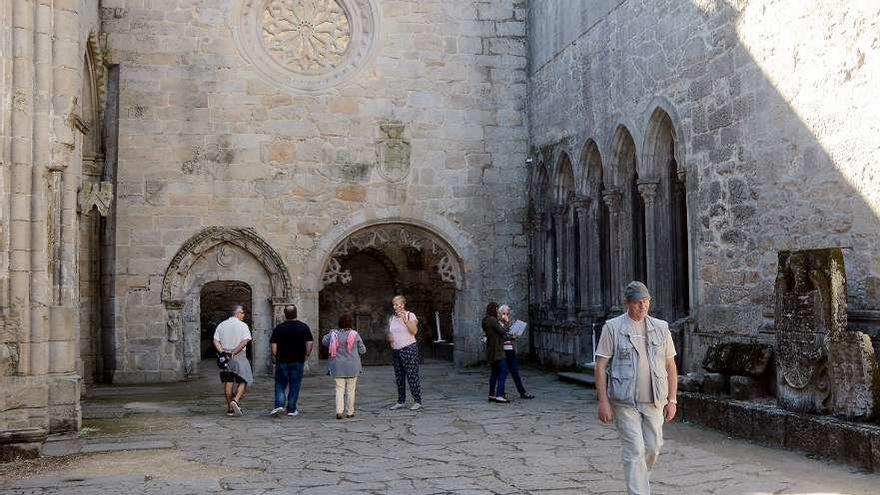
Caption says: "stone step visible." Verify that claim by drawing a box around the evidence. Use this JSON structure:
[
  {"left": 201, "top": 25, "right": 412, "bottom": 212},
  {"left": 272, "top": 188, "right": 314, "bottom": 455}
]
[{"left": 557, "top": 371, "right": 596, "bottom": 388}]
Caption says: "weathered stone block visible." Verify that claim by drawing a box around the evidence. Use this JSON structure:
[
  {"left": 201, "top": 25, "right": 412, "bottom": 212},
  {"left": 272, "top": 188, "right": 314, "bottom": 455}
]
[
  {"left": 48, "top": 375, "right": 80, "bottom": 406},
  {"left": 702, "top": 342, "right": 772, "bottom": 377},
  {"left": 677, "top": 372, "right": 704, "bottom": 392},
  {"left": 828, "top": 331, "right": 880, "bottom": 420},
  {"left": 702, "top": 373, "right": 729, "bottom": 395},
  {"left": 775, "top": 248, "right": 847, "bottom": 414},
  {"left": 730, "top": 375, "right": 762, "bottom": 400}
]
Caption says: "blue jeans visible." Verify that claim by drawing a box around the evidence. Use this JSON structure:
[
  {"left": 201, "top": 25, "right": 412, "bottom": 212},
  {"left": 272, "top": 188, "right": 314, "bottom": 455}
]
[
  {"left": 504, "top": 349, "right": 527, "bottom": 396},
  {"left": 274, "top": 362, "right": 305, "bottom": 411},
  {"left": 489, "top": 358, "right": 508, "bottom": 397}
]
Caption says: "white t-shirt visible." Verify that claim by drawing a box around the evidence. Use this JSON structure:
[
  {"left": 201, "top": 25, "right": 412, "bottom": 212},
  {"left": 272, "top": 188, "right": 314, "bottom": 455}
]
[
  {"left": 388, "top": 311, "right": 418, "bottom": 350},
  {"left": 213, "top": 317, "right": 252, "bottom": 351}
]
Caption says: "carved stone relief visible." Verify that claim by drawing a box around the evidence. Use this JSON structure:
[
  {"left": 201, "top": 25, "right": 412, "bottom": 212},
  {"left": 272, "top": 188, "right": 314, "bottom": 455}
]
[
  {"left": 772, "top": 247, "right": 880, "bottom": 422},
  {"left": 774, "top": 249, "right": 845, "bottom": 414},
  {"left": 78, "top": 182, "right": 114, "bottom": 217},
  {"left": 232, "top": 0, "right": 380, "bottom": 93},
  {"left": 376, "top": 122, "right": 411, "bottom": 183},
  {"left": 322, "top": 225, "right": 463, "bottom": 289}
]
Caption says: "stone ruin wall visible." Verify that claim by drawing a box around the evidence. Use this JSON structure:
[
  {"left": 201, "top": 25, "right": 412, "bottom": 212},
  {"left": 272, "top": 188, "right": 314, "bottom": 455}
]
[
  {"left": 527, "top": 0, "right": 880, "bottom": 370},
  {"left": 102, "top": 0, "right": 530, "bottom": 382}
]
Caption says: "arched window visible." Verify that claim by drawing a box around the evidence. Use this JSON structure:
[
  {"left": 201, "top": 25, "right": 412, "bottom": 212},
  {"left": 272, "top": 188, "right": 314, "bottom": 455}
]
[
  {"left": 645, "top": 108, "right": 691, "bottom": 321},
  {"left": 552, "top": 154, "right": 575, "bottom": 308},
  {"left": 613, "top": 127, "right": 646, "bottom": 288}
]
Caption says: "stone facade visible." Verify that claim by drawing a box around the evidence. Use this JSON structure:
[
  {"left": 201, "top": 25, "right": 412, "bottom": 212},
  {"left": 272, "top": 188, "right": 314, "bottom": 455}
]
[
  {"left": 526, "top": 0, "right": 880, "bottom": 371},
  {"left": 1, "top": 0, "right": 879, "bottom": 461},
  {"left": 102, "top": 0, "right": 529, "bottom": 382}
]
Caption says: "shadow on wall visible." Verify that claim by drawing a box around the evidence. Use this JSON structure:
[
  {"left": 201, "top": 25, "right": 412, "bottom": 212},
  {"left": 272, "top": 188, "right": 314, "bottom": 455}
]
[{"left": 526, "top": 0, "right": 880, "bottom": 369}]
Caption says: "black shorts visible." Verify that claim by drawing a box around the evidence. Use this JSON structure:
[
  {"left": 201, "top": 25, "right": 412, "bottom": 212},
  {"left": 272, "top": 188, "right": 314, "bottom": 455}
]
[{"left": 220, "top": 371, "right": 246, "bottom": 384}]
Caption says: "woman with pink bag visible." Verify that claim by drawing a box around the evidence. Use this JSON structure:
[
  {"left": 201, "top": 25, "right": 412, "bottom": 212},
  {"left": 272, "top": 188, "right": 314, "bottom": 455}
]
[{"left": 321, "top": 313, "right": 366, "bottom": 419}]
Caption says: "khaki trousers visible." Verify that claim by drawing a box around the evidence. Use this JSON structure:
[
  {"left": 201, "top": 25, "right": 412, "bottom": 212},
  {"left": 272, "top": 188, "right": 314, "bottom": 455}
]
[
  {"left": 334, "top": 377, "right": 358, "bottom": 415},
  {"left": 612, "top": 402, "right": 665, "bottom": 495}
]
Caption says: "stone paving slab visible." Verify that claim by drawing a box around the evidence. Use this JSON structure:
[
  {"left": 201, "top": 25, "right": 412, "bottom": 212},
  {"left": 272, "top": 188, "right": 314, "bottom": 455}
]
[{"left": 1, "top": 362, "right": 879, "bottom": 494}]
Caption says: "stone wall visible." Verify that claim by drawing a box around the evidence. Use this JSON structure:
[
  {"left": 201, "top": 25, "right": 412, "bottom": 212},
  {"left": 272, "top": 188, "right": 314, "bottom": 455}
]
[
  {"left": 101, "top": 0, "right": 529, "bottom": 381},
  {"left": 0, "top": 0, "right": 102, "bottom": 455},
  {"left": 527, "top": 0, "right": 880, "bottom": 369}
]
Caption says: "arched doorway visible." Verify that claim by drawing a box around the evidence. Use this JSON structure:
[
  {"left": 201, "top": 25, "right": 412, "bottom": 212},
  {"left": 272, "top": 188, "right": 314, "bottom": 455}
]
[
  {"left": 162, "top": 227, "right": 293, "bottom": 378},
  {"left": 199, "top": 281, "right": 253, "bottom": 362},
  {"left": 319, "top": 224, "right": 463, "bottom": 365}
]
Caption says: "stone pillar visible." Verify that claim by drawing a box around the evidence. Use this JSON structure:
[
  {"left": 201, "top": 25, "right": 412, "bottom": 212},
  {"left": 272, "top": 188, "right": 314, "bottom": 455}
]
[
  {"left": 587, "top": 198, "right": 604, "bottom": 309},
  {"left": 602, "top": 188, "right": 623, "bottom": 309},
  {"left": 542, "top": 210, "right": 554, "bottom": 304},
  {"left": 529, "top": 208, "right": 544, "bottom": 308},
  {"left": 572, "top": 197, "right": 591, "bottom": 311},
  {"left": 10, "top": 0, "right": 36, "bottom": 376},
  {"left": 552, "top": 206, "right": 566, "bottom": 308},
  {"left": 565, "top": 205, "right": 578, "bottom": 316},
  {"left": 638, "top": 180, "right": 659, "bottom": 302},
  {"left": 297, "top": 290, "right": 320, "bottom": 374}
]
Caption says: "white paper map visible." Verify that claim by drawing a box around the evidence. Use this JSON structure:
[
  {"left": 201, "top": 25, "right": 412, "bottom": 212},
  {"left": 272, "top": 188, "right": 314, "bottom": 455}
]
[{"left": 509, "top": 320, "right": 527, "bottom": 338}]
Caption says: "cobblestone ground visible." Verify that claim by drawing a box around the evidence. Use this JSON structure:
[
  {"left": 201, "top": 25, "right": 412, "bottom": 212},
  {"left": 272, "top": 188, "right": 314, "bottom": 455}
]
[{"left": 1, "top": 362, "right": 878, "bottom": 494}]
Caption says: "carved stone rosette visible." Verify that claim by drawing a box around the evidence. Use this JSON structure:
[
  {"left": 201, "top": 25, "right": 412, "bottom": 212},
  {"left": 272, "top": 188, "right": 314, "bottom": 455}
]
[
  {"left": 232, "top": 0, "right": 381, "bottom": 93},
  {"left": 322, "top": 224, "right": 463, "bottom": 289}
]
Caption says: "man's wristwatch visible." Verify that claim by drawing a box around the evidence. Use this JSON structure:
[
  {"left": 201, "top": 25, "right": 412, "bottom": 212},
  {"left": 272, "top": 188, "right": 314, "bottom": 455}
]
[{"left": 668, "top": 399, "right": 678, "bottom": 404}]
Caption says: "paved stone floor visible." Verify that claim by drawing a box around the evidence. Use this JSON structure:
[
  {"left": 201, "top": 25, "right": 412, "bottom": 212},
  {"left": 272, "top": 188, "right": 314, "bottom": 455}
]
[{"left": 1, "top": 362, "right": 878, "bottom": 494}]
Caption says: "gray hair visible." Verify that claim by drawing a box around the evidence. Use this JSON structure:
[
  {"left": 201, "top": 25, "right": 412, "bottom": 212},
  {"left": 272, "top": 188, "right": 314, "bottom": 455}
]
[{"left": 498, "top": 304, "right": 511, "bottom": 314}]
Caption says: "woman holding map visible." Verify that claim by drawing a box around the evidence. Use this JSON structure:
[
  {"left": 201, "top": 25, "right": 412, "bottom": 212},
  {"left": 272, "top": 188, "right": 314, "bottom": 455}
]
[{"left": 498, "top": 304, "right": 535, "bottom": 399}]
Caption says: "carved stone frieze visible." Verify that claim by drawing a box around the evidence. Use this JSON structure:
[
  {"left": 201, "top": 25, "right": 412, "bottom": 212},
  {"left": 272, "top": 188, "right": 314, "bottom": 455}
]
[
  {"left": 322, "top": 224, "right": 463, "bottom": 289},
  {"left": 232, "top": 0, "right": 380, "bottom": 93}
]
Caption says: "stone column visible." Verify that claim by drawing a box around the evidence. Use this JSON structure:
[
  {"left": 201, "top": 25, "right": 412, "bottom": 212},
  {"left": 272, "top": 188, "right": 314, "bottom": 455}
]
[
  {"left": 529, "top": 207, "right": 544, "bottom": 308},
  {"left": 602, "top": 188, "right": 623, "bottom": 309},
  {"left": 587, "top": 198, "right": 604, "bottom": 309},
  {"left": 296, "top": 290, "right": 321, "bottom": 374},
  {"left": 638, "top": 180, "right": 659, "bottom": 302},
  {"left": 572, "top": 197, "right": 591, "bottom": 311},
  {"left": 552, "top": 206, "right": 566, "bottom": 308},
  {"left": 542, "top": 210, "right": 554, "bottom": 304},
  {"left": 10, "top": 0, "right": 36, "bottom": 376}
]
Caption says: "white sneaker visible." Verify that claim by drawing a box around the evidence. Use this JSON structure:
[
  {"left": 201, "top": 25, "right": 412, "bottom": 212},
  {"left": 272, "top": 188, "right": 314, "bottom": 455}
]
[
  {"left": 389, "top": 403, "right": 406, "bottom": 410},
  {"left": 230, "top": 400, "right": 243, "bottom": 417},
  {"left": 409, "top": 403, "right": 422, "bottom": 411},
  {"left": 287, "top": 410, "right": 299, "bottom": 417},
  {"left": 270, "top": 407, "right": 285, "bottom": 417}
]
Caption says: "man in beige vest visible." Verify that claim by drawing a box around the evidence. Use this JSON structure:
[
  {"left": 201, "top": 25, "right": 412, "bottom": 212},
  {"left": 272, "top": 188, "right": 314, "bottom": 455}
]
[{"left": 595, "top": 281, "right": 678, "bottom": 495}]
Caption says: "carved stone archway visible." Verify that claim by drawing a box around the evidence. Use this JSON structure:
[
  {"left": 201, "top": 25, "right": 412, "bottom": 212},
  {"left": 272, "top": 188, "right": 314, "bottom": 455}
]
[
  {"left": 162, "top": 227, "right": 292, "bottom": 306},
  {"left": 319, "top": 223, "right": 465, "bottom": 364},
  {"left": 322, "top": 224, "right": 463, "bottom": 290},
  {"left": 162, "top": 227, "right": 293, "bottom": 375}
]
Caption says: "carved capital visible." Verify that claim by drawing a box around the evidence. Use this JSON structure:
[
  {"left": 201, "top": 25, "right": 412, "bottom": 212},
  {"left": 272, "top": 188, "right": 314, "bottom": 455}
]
[
  {"left": 570, "top": 196, "right": 592, "bottom": 213},
  {"left": 637, "top": 180, "right": 660, "bottom": 206},
  {"left": 602, "top": 188, "right": 623, "bottom": 212}
]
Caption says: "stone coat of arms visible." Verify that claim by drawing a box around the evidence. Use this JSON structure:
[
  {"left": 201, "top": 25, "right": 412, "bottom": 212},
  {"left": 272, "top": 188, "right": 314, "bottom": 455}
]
[{"left": 376, "top": 123, "right": 411, "bottom": 183}]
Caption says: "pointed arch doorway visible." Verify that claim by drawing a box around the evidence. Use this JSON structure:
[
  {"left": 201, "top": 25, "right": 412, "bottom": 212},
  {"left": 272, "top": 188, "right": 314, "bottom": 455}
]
[{"left": 319, "top": 224, "right": 463, "bottom": 365}]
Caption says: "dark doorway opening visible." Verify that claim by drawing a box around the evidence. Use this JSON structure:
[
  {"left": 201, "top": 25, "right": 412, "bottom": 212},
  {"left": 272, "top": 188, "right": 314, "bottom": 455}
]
[{"left": 200, "top": 281, "right": 253, "bottom": 363}]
